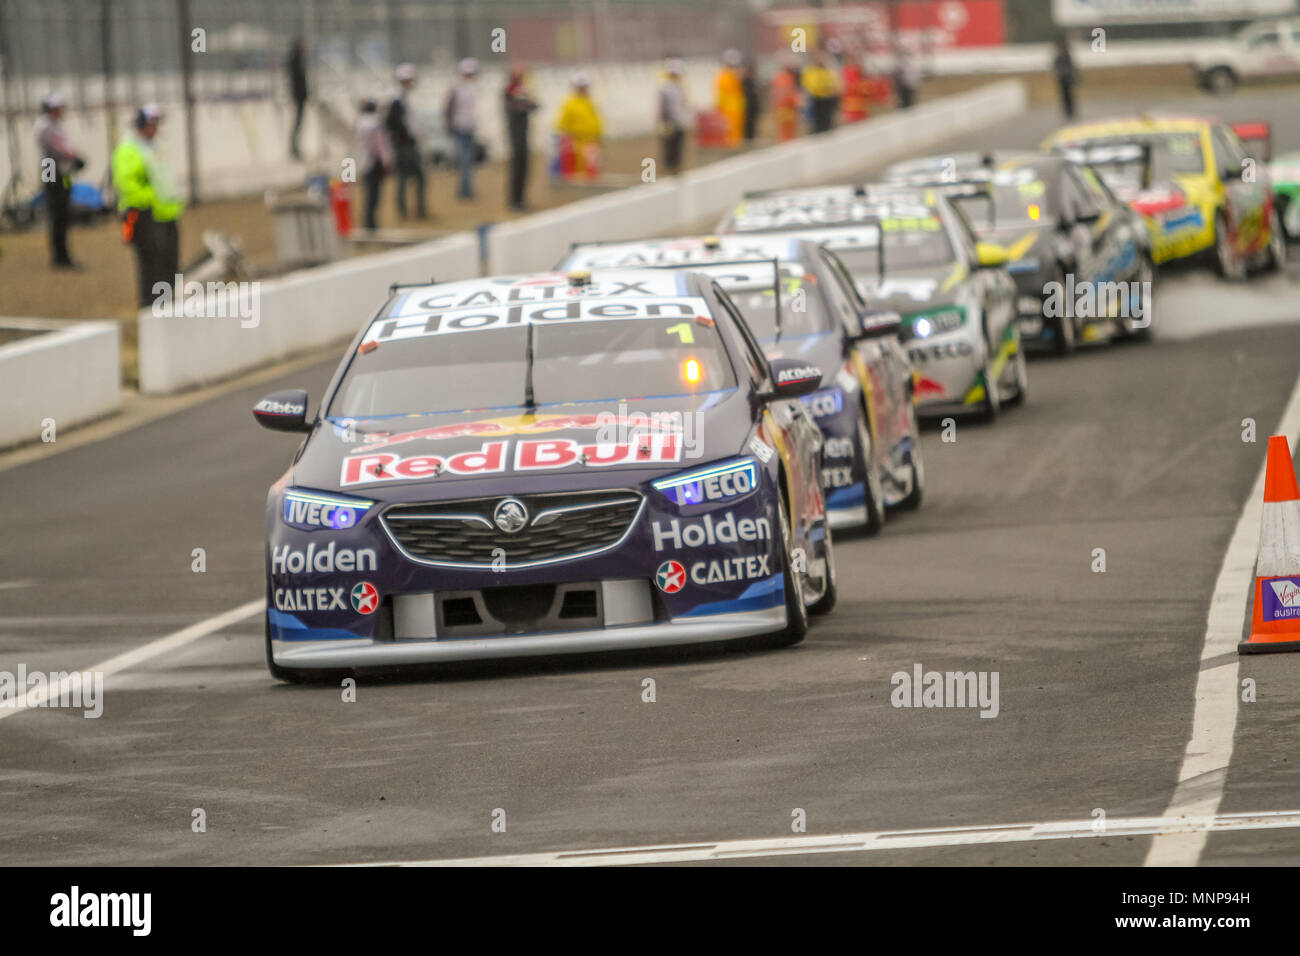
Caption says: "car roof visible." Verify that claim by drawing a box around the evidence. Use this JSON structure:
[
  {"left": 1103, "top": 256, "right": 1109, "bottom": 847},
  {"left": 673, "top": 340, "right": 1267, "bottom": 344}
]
[
  {"left": 564, "top": 234, "right": 816, "bottom": 269},
  {"left": 1047, "top": 115, "right": 1212, "bottom": 144}
]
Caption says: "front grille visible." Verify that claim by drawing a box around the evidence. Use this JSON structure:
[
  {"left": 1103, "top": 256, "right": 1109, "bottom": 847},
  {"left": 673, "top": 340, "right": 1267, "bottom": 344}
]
[{"left": 382, "top": 490, "right": 643, "bottom": 568}]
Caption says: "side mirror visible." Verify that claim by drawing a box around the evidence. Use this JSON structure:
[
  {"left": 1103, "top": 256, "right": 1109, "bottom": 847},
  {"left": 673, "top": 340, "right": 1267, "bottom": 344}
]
[
  {"left": 974, "top": 242, "right": 1009, "bottom": 269},
  {"left": 253, "top": 389, "right": 311, "bottom": 433},
  {"left": 765, "top": 359, "right": 824, "bottom": 401},
  {"left": 855, "top": 309, "right": 902, "bottom": 339}
]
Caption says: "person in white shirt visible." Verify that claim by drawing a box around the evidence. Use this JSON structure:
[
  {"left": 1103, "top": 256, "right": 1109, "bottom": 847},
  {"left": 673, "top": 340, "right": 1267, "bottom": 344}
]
[
  {"left": 657, "top": 59, "right": 692, "bottom": 176},
  {"left": 34, "top": 93, "right": 85, "bottom": 269},
  {"left": 357, "top": 99, "right": 392, "bottom": 231},
  {"left": 445, "top": 57, "right": 480, "bottom": 200}
]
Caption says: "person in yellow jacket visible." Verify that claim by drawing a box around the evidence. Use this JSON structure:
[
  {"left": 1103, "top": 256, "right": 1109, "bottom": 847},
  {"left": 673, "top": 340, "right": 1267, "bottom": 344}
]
[
  {"left": 802, "top": 50, "right": 842, "bottom": 134},
  {"left": 555, "top": 73, "right": 602, "bottom": 179},
  {"left": 715, "top": 48, "right": 745, "bottom": 147},
  {"left": 111, "top": 104, "right": 185, "bottom": 308}
]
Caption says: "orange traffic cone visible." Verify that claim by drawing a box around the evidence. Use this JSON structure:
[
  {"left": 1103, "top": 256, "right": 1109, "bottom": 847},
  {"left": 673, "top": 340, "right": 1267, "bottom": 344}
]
[{"left": 1239, "top": 435, "right": 1300, "bottom": 653}]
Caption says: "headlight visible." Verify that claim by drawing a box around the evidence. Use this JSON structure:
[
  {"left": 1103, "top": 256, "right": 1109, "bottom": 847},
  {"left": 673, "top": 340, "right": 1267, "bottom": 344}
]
[
  {"left": 905, "top": 308, "right": 964, "bottom": 340},
  {"left": 798, "top": 387, "right": 844, "bottom": 419},
  {"left": 652, "top": 458, "right": 758, "bottom": 506},
  {"left": 282, "top": 488, "right": 375, "bottom": 530}
]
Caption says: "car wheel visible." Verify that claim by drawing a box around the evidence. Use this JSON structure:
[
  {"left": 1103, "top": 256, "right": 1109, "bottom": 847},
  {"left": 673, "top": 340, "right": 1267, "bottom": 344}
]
[
  {"left": 1206, "top": 67, "right": 1236, "bottom": 95},
  {"left": 1281, "top": 195, "right": 1300, "bottom": 241},
  {"left": 1129, "top": 254, "right": 1157, "bottom": 340},
  {"left": 1003, "top": 333, "right": 1029, "bottom": 407},
  {"left": 772, "top": 492, "right": 809, "bottom": 645},
  {"left": 1051, "top": 269, "right": 1076, "bottom": 355},
  {"left": 1215, "top": 212, "right": 1247, "bottom": 280},
  {"left": 808, "top": 514, "right": 838, "bottom": 617},
  {"left": 1265, "top": 207, "right": 1288, "bottom": 273},
  {"left": 980, "top": 340, "right": 1001, "bottom": 422},
  {"left": 899, "top": 397, "right": 926, "bottom": 510},
  {"left": 857, "top": 416, "right": 887, "bottom": 535}
]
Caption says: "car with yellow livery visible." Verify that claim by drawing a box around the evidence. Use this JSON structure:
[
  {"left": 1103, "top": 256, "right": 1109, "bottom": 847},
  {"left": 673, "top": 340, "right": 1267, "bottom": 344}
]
[{"left": 1042, "top": 115, "right": 1286, "bottom": 280}]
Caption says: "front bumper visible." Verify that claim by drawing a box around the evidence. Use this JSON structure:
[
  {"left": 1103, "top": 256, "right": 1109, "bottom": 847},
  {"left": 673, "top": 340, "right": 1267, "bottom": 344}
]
[{"left": 270, "top": 605, "right": 786, "bottom": 667}]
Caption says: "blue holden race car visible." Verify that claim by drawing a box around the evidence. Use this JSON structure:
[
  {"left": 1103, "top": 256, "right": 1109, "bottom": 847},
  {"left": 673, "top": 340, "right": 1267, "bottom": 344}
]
[
  {"left": 559, "top": 234, "right": 924, "bottom": 533},
  {"left": 253, "top": 268, "right": 836, "bottom": 681}
]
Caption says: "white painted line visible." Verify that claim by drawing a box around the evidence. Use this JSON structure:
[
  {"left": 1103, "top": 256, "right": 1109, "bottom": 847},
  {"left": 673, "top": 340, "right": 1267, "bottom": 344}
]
[
  {"left": 0, "top": 598, "right": 263, "bottom": 722},
  {"left": 349, "top": 810, "right": 1300, "bottom": 867},
  {"left": 1144, "top": 371, "right": 1300, "bottom": 867},
  {"left": 0, "top": 579, "right": 34, "bottom": 591}
]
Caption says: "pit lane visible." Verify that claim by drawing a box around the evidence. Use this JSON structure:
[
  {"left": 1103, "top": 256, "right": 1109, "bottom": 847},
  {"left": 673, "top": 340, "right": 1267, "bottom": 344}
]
[{"left": 1, "top": 88, "right": 1299, "bottom": 866}]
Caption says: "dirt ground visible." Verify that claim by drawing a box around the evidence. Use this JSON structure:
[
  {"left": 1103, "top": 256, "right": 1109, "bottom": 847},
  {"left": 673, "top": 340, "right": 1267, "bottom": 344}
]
[{"left": 0, "top": 64, "right": 1204, "bottom": 383}]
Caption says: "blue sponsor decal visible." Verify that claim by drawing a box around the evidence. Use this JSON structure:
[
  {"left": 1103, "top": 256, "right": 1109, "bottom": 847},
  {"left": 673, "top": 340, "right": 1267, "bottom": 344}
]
[
  {"left": 1162, "top": 208, "right": 1204, "bottom": 233},
  {"left": 680, "top": 574, "right": 784, "bottom": 616},
  {"left": 268, "top": 608, "right": 369, "bottom": 642}
]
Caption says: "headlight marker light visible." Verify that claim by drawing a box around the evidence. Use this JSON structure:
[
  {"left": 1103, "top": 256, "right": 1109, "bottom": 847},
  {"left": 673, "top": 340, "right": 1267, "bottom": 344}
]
[
  {"left": 905, "top": 307, "right": 964, "bottom": 340},
  {"left": 282, "top": 488, "right": 375, "bottom": 531},
  {"left": 652, "top": 458, "right": 758, "bottom": 506}
]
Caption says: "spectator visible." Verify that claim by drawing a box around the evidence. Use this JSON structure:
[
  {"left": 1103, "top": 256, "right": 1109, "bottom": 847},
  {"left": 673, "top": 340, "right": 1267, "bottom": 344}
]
[
  {"left": 802, "top": 51, "right": 841, "bottom": 134},
  {"left": 771, "top": 58, "right": 802, "bottom": 142},
  {"left": 715, "top": 49, "right": 745, "bottom": 147},
  {"left": 287, "top": 38, "right": 308, "bottom": 160},
  {"left": 657, "top": 58, "right": 691, "bottom": 176},
  {"left": 1054, "top": 36, "right": 1078, "bottom": 119},
  {"left": 357, "top": 99, "right": 392, "bottom": 231},
  {"left": 841, "top": 47, "right": 871, "bottom": 124},
  {"left": 503, "top": 64, "right": 538, "bottom": 211},
  {"left": 445, "top": 57, "right": 480, "bottom": 201},
  {"left": 34, "top": 93, "right": 84, "bottom": 270},
  {"left": 386, "top": 63, "right": 427, "bottom": 219},
  {"left": 892, "top": 37, "right": 920, "bottom": 110},
  {"left": 556, "top": 73, "right": 602, "bottom": 180},
  {"left": 111, "top": 105, "right": 184, "bottom": 308},
  {"left": 740, "top": 60, "right": 760, "bottom": 143}
]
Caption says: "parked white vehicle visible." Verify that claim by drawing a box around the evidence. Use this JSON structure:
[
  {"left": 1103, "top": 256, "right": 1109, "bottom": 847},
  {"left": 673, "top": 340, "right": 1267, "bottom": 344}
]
[{"left": 1193, "top": 18, "right": 1300, "bottom": 93}]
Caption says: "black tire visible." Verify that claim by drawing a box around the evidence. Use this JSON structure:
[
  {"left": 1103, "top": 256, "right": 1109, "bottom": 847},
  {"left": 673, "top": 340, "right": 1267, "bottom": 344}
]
[
  {"left": 857, "top": 416, "right": 886, "bottom": 534},
  {"left": 1264, "top": 207, "right": 1287, "bottom": 273},
  {"left": 1129, "top": 254, "right": 1157, "bottom": 341},
  {"left": 1051, "top": 270, "right": 1077, "bottom": 355},
  {"left": 808, "top": 515, "right": 838, "bottom": 617},
  {"left": 1206, "top": 66, "right": 1236, "bottom": 95},
  {"left": 980, "top": 338, "right": 1001, "bottom": 423},
  {"left": 898, "top": 397, "right": 926, "bottom": 510},
  {"left": 1215, "top": 211, "right": 1246, "bottom": 280},
  {"left": 1003, "top": 334, "right": 1029, "bottom": 406},
  {"left": 770, "top": 492, "right": 809, "bottom": 646}
]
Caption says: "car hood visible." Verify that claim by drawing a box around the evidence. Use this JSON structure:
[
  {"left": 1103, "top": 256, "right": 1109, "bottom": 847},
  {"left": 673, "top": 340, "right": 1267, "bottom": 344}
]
[
  {"left": 293, "top": 392, "right": 756, "bottom": 498},
  {"left": 857, "top": 264, "right": 956, "bottom": 315}
]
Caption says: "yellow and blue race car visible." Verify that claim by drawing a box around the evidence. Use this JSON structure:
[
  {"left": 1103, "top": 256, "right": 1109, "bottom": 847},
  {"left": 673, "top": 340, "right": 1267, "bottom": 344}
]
[{"left": 1042, "top": 115, "right": 1287, "bottom": 279}]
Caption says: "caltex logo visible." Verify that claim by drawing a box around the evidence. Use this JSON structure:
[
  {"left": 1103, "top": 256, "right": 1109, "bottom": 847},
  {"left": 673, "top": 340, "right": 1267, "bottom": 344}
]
[
  {"left": 351, "top": 581, "right": 379, "bottom": 614},
  {"left": 655, "top": 560, "right": 686, "bottom": 594}
]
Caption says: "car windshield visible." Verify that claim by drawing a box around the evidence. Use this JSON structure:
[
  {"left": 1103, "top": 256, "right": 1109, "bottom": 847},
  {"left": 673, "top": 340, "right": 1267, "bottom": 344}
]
[
  {"left": 694, "top": 263, "right": 833, "bottom": 340},
  {"left": 827, "top": 217, "right": 953, "bottom": 274},
  {"left": 951, "top": 171, "right": 1054, "bottom": 228},
  {"left": 329, "top": 317, "right": 736, "bottom": 418},
  {"left": 1075, "top": 133, "right": 1205, "bottom": 192}
]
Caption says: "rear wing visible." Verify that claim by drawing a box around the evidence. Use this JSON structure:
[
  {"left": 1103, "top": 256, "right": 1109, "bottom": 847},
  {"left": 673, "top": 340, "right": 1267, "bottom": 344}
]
[
  {"left": 1054, "top": 142, "right": 1153, "bottom": 190},
  {"left": 1232, "top": 121, "right": 1272, "bottom": 163}
]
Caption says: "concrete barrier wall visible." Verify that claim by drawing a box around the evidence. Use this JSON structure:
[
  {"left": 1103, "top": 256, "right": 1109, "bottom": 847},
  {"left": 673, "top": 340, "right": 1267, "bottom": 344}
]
[
  {"left": 137, "top": 232, "right": 478, "bottom": 394},
  {"left": 488, "top": 80, "right": 1027, "bottom": 274},
  {"left": 0, "top": 320, "right": 121, "bottom": 450}
]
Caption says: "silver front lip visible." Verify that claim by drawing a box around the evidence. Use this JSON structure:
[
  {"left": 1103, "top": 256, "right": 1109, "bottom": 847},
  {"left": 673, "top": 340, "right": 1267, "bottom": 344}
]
[{"left": 271, "top": 606, "right": 787, "bottom": 668}]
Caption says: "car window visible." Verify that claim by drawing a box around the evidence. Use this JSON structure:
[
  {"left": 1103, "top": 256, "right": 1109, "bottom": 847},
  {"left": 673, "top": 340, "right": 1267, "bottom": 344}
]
[
  {"left": 330, "top": 314, "right": 737, "bottom": 418},
  {"left": 1212, "top": 125, "right": 1247, "bottom": 177},
  {"left": 1247, "top": 28, "right": 1281, "bottom": 49},
  {"left": 710, "top": 282, "right": 770, "bottom": 387},
  {"left": 815, "top": 248, "right": 865, "bottom": 335},
  {"left": 1063, "top": 166, "right": 1103, "bottom": 220}
]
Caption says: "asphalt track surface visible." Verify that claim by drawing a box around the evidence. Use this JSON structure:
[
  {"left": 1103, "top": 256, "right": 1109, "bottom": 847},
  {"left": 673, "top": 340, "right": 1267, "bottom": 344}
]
[{"left": 2, "top": 87, "right": 1299, "bottom": 867}]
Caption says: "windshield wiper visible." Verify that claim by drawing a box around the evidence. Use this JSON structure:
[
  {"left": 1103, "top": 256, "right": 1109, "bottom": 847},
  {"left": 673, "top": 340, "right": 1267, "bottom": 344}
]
[{"left": 523, "top": 322, "right": 536, "bottom": 410}]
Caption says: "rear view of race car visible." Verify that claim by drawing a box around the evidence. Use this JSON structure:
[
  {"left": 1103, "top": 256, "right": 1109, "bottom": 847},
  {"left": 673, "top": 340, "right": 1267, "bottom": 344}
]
[
  {"left": 560, "top": 233, "right": 925, "bottom": 532},
  {"left": 253, "top": 268, "right": 836, "bottom": 680},
  {"left": 720, "top": 187, "right": 1026, "bottom": 422}
]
